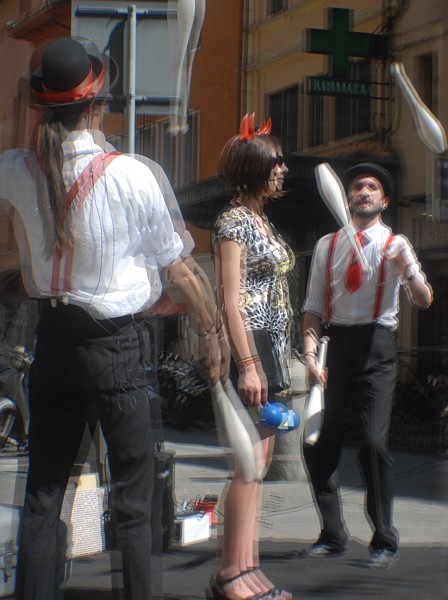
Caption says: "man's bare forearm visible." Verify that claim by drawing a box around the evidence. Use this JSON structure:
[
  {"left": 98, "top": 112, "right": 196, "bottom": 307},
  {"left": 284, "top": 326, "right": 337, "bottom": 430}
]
[{"left": 302, "top": 312, "right": 322, "bottom": 361}]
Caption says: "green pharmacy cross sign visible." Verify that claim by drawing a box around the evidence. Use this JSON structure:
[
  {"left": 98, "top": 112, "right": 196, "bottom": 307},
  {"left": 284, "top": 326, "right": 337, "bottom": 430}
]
[{"left": 306, "top": 7, "right": 388, "bottom": 97}]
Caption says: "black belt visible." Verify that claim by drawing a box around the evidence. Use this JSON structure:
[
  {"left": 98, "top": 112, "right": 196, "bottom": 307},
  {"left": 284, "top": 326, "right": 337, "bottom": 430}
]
[
  {"left": 38, "top": 299, "right": 140, "bottom": 332},
  {"left": 326, "top": 323, "right": 395, "bottom": 333}
]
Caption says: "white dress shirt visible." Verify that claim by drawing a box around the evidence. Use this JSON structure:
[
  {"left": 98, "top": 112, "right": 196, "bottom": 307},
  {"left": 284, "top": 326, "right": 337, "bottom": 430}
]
[
  {"left": 303, "top": 221, "right": 424, "bottom": 330},
  {"left": 0, "top": 131, "right": 184, "bottom": 319}
]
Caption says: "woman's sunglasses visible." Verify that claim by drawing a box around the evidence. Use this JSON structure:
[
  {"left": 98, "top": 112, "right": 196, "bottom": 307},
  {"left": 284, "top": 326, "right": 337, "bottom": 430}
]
[{"left": 271, "top": 155, "right": 285, "bottom": 168}]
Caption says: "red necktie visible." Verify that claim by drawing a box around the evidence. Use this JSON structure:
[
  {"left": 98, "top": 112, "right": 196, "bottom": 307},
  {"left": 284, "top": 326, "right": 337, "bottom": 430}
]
[{"left": 345, "top": 231, "right": 364, "bottom": 293}]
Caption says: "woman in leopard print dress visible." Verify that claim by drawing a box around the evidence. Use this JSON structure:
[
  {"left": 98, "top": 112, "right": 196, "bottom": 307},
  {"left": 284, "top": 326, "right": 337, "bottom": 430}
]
[{"left": 210, "top": 115, "right": 294, "bottom": 600}]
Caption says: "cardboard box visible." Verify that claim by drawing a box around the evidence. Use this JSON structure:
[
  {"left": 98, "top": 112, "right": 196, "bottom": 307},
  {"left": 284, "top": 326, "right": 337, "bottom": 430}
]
[
  {"left": 172, "top": 512, "right": 210, "bottom": 546},
  {"left": 0, "top": 473, "right": 105, "bottom": 597},
  {"left": 60, "top": 473, "right": 105, "bottom": 559},
  {"left": 0, "top": 505, "right": 20, "bottom": 598}
]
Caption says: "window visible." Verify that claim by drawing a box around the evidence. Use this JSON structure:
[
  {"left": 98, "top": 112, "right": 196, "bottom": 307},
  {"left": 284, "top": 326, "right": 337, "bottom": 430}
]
[
  {"left": 109, "top": 112, "right": 199, "bottom": 188},
  {"left": 13, "top": 78, "right": 29, "bottom": 148},
  {"left": 334, "top": 60, "right": 371, "bottom": 140},
  {"left": 269, "top": 0, "right": 286, "bottom": 16},
  {"left": 269, "top": 85, "right": 298, "bottom": 154},
  {"left": 308, "top": 93, "right": 324, "bottom": 148},
  {"left": 306, "top": 59, "right": 373, "bottom": 147},
  {"left": 19, "top": 0, "right": 32, "bottom": 14},
  {"left": 0, "top": 208, "right": 17, "bottom": 255},
  {"left": 144, "top": 112, "right": 199, "bottom": 188},
  {"left": 417, "top": 53, "right": 437, "bottom": 114}
]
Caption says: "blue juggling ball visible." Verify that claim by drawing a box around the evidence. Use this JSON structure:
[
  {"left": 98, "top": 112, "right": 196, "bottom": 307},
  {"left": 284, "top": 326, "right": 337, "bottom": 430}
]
[
  {"left": 259, "top": 403, "right": 283, "bottom": 428},
  {"left": 280, "top": 408, "right": 301, "bottom": 431},
  {"left": 259, "top": 402, "right": 301, "bottom": 432}
]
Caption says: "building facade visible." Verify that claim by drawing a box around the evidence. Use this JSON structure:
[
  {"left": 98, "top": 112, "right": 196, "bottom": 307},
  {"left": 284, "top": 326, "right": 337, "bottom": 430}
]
[{"left": 236, "top": 0, "right": 447, "bottom": 386}]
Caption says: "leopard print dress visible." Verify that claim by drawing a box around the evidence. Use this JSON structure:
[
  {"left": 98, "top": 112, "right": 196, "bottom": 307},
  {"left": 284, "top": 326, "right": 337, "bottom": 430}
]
[{"left": 212, "top": 202, "right": 295, "bottom": 362}]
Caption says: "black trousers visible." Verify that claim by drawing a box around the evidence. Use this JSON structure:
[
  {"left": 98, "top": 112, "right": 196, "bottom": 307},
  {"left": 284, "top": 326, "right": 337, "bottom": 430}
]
[
  {"left": 15, "top": 302, "right": 155, "bottom": 600},
  {"left": 303, "top": 324, "right": 399, "bottom": 552}
]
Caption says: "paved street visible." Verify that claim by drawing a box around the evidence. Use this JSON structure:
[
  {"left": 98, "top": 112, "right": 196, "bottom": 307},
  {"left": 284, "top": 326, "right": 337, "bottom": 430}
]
[{"left": 1, "top": 425, "right": 447, "bottom": 599}]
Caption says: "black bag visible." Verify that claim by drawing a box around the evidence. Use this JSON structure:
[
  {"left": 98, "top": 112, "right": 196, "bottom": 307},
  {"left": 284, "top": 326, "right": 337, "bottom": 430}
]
[{"left": 252, "top": 329, "right": 287, "bottom": 393}]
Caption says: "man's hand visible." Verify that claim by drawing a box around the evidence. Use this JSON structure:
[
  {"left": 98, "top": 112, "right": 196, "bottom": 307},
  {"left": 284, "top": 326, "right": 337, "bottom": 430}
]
[
  {"left": 166, "top": 260, "right": 222, "bottom": 384},
  {"left": 196, "top": 331, "right": 220, "bottom": 385},
  {"left": 305, "top": 355, "right": 327, "bottom": 389},
  {"left": 384, "top": 240, "right": 433, "bottom": 309},
  {"left": 384, "top": 239, "right": 412, "bottom": 278}
]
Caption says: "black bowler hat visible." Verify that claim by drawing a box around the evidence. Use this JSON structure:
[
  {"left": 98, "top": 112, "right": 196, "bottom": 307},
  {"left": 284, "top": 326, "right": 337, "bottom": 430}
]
[
  {"left": 342, "top": 162, "right": 395, "bottom": 201},
  {"left": 29, "top": 37, "right": 118, "bottom": 107}
]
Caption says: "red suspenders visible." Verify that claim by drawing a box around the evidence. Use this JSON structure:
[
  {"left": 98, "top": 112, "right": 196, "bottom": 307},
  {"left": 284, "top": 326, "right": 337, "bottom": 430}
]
[
  {"left": 372, "top": 233, "right": 395, "bottom": 319},
  {"left": 325, "top": 231, "right": 395, "bottom": 322},
  {"left": 325, "top": 231, "right": 339, "bottom": 322},
  {"left": 51, "top": 152, "right": 120, "bottom": 296}
]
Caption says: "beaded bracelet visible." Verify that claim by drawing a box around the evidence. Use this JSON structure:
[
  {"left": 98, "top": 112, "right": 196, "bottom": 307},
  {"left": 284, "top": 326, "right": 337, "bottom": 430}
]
[
  {"left": 236, "top": 359, "right": 257, "bottom": 370},
  {"left": 236, "top": 355, "right": 260, "bottom": 370},
  {"left": 302, "top": 351, "right": 317, "bottom": 366}
]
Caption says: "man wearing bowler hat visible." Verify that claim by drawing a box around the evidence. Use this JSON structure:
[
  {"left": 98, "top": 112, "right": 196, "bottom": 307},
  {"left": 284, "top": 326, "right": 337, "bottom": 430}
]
[
  {"left": 301, "top": 162, "right": 432, "bottom": 568},
  {"left": 0, "top": 37, "right": 220, "bottom": 599}
]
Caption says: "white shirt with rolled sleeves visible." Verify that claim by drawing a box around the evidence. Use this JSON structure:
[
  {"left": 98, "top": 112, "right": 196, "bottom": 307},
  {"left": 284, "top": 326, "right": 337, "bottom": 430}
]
[
  {"left": 0, "top": 131, "right": 184, "bottom": 319},
  {"left": 303, "top": 221, "right": 424, "bottom": 330}
]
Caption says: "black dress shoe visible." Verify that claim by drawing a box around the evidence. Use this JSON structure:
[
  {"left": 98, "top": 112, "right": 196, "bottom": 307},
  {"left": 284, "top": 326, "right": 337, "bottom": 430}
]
[
  {"left": 367, "top": 548, "right": 398, "bottom": 569},
  {"left": 305, "top": 542, "right": 349, "bottom": 558}
]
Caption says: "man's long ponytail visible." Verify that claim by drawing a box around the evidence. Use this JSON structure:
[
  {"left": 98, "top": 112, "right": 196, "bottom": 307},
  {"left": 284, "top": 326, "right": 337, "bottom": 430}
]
[{"left": 35, "top": 104, "right": 89, "bottom": 258}]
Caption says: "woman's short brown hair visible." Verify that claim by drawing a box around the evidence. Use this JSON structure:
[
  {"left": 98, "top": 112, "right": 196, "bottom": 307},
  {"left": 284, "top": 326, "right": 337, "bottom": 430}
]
[{"left": 218, "top": 133, "right": 283, "bottom": 198}]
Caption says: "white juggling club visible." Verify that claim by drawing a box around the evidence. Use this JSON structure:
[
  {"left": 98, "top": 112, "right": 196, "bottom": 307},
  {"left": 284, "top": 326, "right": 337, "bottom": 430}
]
[
  {"left": 390, "top": 62, "right": 447, "bottom": 154},
  {"left": 222, "top": 379, "right": 265, "bottom": 479},
  {"left": 303, "top": 336, "right": 329, "bottom": 446},
  {"left": 168, "top": 0, "right": 205, "bottom": 134},
  {"left": 315, "top": 163, "right": 370, "bottom": 274},
  {"left": 210, "top": 379, "right": 261, "bottom": 483}
]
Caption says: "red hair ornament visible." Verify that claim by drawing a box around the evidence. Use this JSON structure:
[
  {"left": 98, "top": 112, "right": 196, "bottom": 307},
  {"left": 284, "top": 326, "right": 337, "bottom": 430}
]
[{"left": 239, "top": 113, "right": 272, "bottom": 141}]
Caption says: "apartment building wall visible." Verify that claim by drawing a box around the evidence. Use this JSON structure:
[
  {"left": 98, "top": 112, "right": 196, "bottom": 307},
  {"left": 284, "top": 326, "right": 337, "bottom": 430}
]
[
  {"left": 243, "top": 0, "right": 385, "bottom": 151},
  {"left": 242, "top": 0, "right": 447, "bottom": 372},
  {"left": 0, "top": 2, "right": 33, "bottom": 151},
  {"left": 391, "top": 0, "right": 448, "bottom": 370}
]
